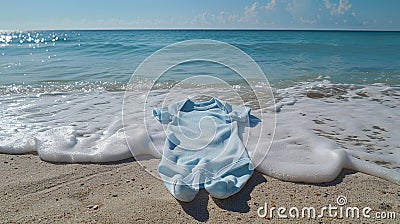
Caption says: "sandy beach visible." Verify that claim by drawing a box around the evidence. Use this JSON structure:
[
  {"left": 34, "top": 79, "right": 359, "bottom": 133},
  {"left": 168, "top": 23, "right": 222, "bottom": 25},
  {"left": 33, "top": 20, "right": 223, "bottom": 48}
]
[
  {"left": 2, "top": 1, "right": 400, "bottom": 223},
  {"left": 0, "top": 153, "right": 398, "bottom": 223}
]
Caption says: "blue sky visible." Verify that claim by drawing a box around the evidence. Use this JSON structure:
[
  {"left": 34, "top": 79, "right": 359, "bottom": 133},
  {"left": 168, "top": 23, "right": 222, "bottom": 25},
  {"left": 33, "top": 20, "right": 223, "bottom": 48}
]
[{"left": 1, "top": 0, "right": 399, "bottom": 30}]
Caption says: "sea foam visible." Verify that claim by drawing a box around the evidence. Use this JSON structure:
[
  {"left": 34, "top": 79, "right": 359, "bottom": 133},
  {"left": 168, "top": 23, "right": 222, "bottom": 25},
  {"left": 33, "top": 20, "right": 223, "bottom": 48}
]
[{"left": 0, "top": 80, "right": 399, "bottom": 185}]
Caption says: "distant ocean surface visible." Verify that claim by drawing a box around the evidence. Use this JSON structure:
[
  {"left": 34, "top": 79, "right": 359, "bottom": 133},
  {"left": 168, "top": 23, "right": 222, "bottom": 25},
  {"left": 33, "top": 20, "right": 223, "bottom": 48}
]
[
  {"left": 1, "top": 30, "right": 400, "bottom": 184},
  {"left": 1, "top": 30, "right": 400, "bottom": 86}
]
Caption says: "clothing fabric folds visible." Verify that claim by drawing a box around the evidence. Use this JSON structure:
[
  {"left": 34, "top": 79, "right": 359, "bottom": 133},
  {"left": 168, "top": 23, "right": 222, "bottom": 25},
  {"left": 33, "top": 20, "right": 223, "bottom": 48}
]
[{"left": 153, "top": 98, "right": 256, "bottom": 202}]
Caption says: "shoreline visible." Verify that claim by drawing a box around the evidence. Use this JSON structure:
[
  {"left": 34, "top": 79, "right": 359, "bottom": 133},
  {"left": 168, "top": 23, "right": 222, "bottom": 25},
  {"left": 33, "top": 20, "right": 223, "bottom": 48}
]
[{"left": 1, "top": 153, "right": 398, "bottom": 223}]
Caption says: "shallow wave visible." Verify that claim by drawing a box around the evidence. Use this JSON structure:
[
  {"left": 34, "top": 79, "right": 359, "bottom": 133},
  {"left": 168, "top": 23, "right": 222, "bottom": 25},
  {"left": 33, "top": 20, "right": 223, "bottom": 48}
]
[
  {"left": 235, "top": 41, "right": 341, "bottom": 54},
  {"left": 260, "top": 80, "right": 400, "bottom": 184},
  {"left": 80, "top": 42, "right": 151, "bottom": 56},
  {"left": 0, "top": 80, "right": 399, "bottom": 185}
]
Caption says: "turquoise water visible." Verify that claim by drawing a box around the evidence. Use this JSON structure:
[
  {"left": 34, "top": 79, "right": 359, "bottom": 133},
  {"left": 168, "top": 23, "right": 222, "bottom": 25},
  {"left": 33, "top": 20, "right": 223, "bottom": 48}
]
[
  {"left": 1, "top": 30, "right": 400, "bottom": 88},
  {"left": 1, "top": 30, "right": 400, "bottom": 184}
]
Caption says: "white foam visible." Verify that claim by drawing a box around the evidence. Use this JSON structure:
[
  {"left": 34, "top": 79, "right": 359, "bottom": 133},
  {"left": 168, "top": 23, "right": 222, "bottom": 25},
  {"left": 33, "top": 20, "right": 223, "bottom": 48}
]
[
  {"left": 0, "top": 91, "right": 133, "bottom": 162},
  {"left": 251, "top": 81, "right": 400, "bottom": 184},
  {"left": 1, "top": 81, "right": 399, "bottom": 185}
]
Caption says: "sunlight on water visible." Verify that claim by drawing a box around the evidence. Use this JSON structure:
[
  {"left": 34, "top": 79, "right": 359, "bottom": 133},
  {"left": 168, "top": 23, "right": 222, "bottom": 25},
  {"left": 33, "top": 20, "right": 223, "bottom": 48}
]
[
  {"left": 0, "top": 30, "right": 399, "bottom": 184},
  {"left": 0, "top": 31, "right": 72, "bottom": 46}
]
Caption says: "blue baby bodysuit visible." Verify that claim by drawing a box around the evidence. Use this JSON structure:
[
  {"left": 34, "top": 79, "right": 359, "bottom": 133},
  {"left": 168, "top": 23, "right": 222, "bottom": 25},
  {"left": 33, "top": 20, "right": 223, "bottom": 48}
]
[{"left": 153, "top": 98, "right": 255, "bottom": 202}]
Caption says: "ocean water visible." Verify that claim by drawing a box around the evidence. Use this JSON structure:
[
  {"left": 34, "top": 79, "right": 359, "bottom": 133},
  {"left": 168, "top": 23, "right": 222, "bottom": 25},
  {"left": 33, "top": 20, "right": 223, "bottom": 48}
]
[{"left": 1, "top": 30, "right": 400, "bottom": 184}]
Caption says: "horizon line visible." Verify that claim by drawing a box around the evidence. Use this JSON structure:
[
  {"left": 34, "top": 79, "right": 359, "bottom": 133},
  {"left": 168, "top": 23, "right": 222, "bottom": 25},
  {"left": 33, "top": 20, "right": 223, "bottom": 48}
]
[{"left": 1, "top": 28, "right": 400, "bottom": 32}]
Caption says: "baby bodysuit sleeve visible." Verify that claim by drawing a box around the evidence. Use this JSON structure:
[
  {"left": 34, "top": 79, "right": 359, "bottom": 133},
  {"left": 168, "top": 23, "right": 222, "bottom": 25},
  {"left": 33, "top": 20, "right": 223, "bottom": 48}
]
[
  {"left": 152, "top": 107, "right": 172, "bottom": 124},
  {"left": 229, "top": 104, "right": 251, "bottom": 123},
  {"left": 153, "top": 101, "right": 181, "bottom": 124}
]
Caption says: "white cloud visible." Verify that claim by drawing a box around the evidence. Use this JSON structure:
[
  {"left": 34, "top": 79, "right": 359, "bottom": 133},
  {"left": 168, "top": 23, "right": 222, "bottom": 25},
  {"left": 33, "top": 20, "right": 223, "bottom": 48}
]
[
  {"left": 323, "top": 0, "right": 332, "bottom": 10},
  {"left": 191, "top": 1, "right": 262, "bottom": 27},
  {"left": 217, "top": 11, "right": 227, "bottom": 24},
  {"left": 265, "top": 0, "right": 277, "bottom": 10},
  {"left": 238, "top": 2, "right": 260, "bottom": 23},
  {"left": 324, "top": 0, "right": 352, "bottom": 15},
  {"left": 189, "top": 0, "right": 359, "bottom": 29},
  {"left": 300, "top": 17, "right": 317, "bottom": 24},
  {"left": 242, "top": 2, "right": 259, "bottom": 21},
  {"left": 191, "top": 12, "right": 211, "bottom": 25},
  {"left": 227, "top": 14, "right": 238, "bottom": 23},
  {"left": 337, "top": 0, "right": 352, "bottom": 14},
  {"left": 286, "top": 2, "right": 293, "bottom": 11},
  {"left": 191, "top": 11, "right": 242, "bottom": 27}
]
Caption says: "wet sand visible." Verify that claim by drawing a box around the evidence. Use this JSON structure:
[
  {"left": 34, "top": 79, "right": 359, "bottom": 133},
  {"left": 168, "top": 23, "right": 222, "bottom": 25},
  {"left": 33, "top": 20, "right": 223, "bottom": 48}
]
[{"left": 0, "top": 154, "right": 399, "bottom": 223}]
